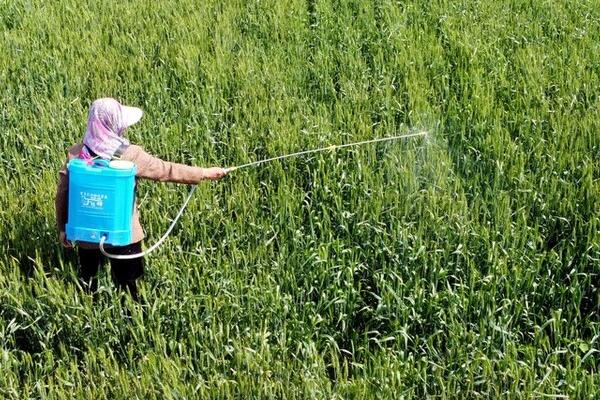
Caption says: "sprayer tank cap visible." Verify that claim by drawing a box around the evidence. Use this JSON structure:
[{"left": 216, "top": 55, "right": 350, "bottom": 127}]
[{"left": 109, "top": 160, "right": 135, "bottom": 170}]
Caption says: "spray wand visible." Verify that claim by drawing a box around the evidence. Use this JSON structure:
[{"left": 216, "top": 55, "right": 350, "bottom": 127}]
[
  {"left": 223, "top": 131, "right": 427, "bottom": 174},
  {"left": 99, "top": 131, "right": 427, "bottom": 259}
]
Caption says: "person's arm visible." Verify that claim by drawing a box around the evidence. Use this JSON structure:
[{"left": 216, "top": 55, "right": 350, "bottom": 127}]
[{"left": 126, "top": 146, "right": 226, "bottom": 183}]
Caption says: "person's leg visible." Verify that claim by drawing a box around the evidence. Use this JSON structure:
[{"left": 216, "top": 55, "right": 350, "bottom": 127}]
[
  {"left": 77, "top": 247, "right": 103, "bottom": 294},
  {"left": 108, "top": 242, "right": 144, "bottom": 303}
]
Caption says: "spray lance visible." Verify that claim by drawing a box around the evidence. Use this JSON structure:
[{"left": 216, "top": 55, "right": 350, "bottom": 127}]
[{"left": 93, "top": 131, "right": 428, "bottom": 259}]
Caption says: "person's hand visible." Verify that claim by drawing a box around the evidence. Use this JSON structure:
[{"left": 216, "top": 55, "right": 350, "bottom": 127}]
[
  {"left": 59, "top": 231, "right": 73, "bottom": 248},
  {"left": 203, "top": 167, "right": 228, "bottom": 181}
]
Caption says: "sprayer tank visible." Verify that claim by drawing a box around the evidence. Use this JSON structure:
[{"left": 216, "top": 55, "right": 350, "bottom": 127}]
[{"left": 65, "top": 159, "right": 136, "bottom": 246}]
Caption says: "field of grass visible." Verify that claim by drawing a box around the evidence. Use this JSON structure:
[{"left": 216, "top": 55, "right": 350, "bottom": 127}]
[{"left": 1, "top": 0, "right": 599, "bottom": 398}]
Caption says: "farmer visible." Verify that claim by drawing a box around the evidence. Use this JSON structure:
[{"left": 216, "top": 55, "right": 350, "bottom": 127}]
[{"left": 55, "top": 97, "right": 227, "bottom": 301}]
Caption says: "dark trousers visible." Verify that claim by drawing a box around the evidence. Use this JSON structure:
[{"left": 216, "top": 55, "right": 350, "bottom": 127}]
[{"left": 78, "top": 241, "right": 144, "bottom": 302}]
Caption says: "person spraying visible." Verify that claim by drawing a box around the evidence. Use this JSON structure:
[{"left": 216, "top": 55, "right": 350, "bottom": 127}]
[{"left": 55, "top": 98, "right": 227, "bottom": 301}]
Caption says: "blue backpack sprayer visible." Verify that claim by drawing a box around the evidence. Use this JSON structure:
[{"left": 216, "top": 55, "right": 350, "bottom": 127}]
[
  {"left": 66, "top": 159, "right": 137, "bottom": 245},
  {"left": 65, "top": 131, "right": 428, "bottom": 260}
]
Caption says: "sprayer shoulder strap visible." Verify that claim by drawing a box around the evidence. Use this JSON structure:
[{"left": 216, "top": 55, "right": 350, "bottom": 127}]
[{"left": 112, "top": 143, "right": 129, "bottom": 159}]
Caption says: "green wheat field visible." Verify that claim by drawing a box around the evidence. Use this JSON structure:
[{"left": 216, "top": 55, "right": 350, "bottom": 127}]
[{"left": 1, "top": 0, "right": 599, "bottom": 398}]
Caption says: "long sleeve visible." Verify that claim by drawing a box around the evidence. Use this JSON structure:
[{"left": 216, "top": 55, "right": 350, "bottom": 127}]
[
  {"left": 124, "top": 145, "right": 205, "bottom": 184},
  {"left": 55, "top": 163, "right": 69, "bottom": 232}
]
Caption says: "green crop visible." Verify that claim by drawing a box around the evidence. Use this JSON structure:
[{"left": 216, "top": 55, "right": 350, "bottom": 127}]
[{"left": 1, "top": 0, "right": 599, "bottom": 398}]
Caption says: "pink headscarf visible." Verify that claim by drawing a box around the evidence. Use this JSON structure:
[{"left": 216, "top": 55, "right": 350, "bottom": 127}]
[{"left": 80, "top": 98, "right": 143, "bottom": 160}]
